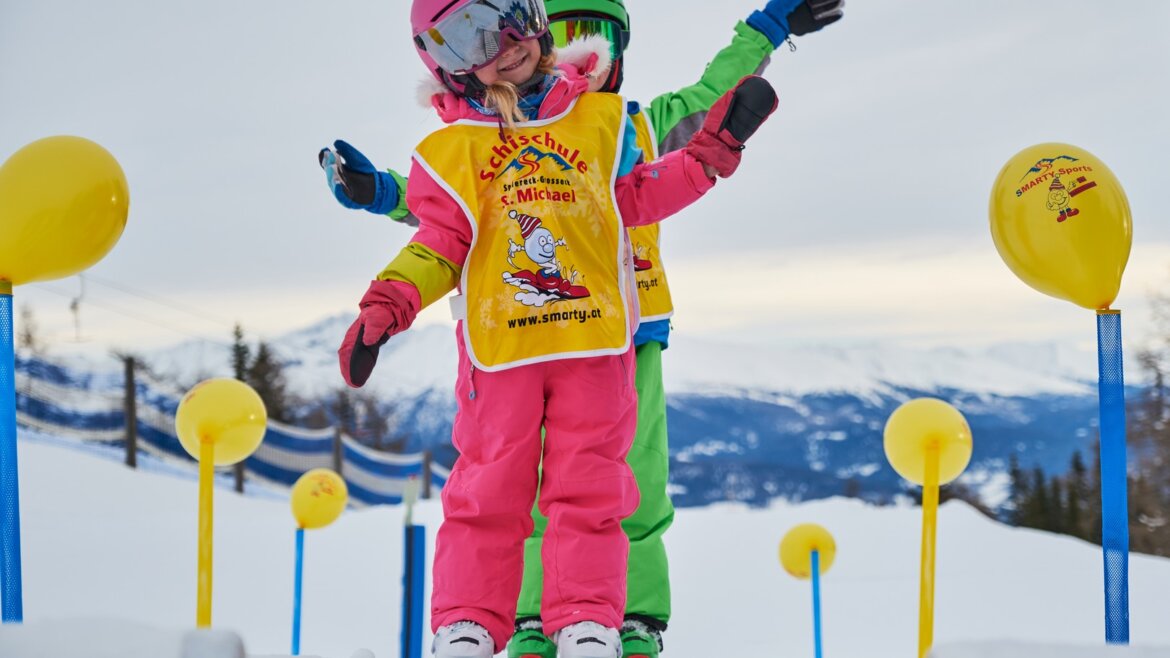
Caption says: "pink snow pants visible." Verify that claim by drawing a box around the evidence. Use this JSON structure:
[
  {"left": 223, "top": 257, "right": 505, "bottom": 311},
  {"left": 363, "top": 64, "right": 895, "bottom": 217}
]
[{"left": 431, "top": 328, "right": 640, "bottom": 650}]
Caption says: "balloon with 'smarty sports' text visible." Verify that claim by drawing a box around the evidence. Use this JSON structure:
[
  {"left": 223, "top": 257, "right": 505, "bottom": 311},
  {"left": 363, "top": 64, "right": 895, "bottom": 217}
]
[{"left": 990, "top": 143, "right": 1131, "bottom": 310}]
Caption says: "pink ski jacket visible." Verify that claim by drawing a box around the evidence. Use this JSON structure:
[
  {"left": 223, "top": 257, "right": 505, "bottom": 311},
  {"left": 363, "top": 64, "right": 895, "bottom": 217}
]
[{"left": 373, "top": 49, "right": 715, "bottom": 335}]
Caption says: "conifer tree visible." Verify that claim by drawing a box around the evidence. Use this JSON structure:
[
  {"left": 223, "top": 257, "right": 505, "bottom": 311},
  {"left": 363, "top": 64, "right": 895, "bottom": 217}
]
[
  {"left": 1047, "top": 477, "right": 1064, "bottom": 534},
  {"left": 227, "top": 325, "right": 290, "bottom": 421},
  {"left": 1065, "top": 451, "right": 1088, "bottom": 540},
  {"left": 1008, "top": 453, "right": 1028, "bottom": 525},
  {"left": 231, "top": 323, "right": 249, "bottom": 382},
  {"left": 1029, "top": 467, "right": 1049, "bottom": 531},
  {"left": 247, "top": 341, "right": 290, "bottom": 422}
]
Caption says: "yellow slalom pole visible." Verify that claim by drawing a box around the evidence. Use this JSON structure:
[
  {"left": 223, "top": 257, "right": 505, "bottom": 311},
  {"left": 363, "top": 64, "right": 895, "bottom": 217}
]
[
  {"left": 175, "top": 379, "right": 266, "bottom": 629},
  {"left": 885, "top": 399, "right": 971, "bottom": 658},
  {"left": 918, "top": 443, "right": 939, "bottom": 658},
  {"left": 196, "top": 441, "right": 214, "bottom": 628}
]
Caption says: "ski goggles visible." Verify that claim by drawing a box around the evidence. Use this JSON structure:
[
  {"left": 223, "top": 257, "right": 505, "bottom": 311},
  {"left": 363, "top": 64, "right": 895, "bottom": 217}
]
[
  {"left": 549, "top": 15, "right": 630, "bottom": 61},
  {"left": 414, "top": 0, "right": 550, "bottom": 76}
]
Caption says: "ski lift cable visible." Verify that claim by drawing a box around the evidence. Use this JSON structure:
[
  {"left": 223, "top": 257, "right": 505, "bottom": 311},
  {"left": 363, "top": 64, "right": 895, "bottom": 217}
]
[
  {"left": 28, "top": 282, "right": 231, "bottom": 345},
  {"left": 80, "top": 273, "right": 237, "bottom": 328}
]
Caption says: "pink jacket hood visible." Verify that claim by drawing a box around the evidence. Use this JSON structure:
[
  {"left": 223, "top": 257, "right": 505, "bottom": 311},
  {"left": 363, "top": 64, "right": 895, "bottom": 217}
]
[{"left": 417, "top": 34, "right": 614, "bottom": 124}]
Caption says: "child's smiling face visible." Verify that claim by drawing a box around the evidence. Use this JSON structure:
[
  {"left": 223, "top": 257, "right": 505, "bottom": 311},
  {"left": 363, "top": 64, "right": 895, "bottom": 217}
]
[{"left": 474, "top": 37, "right": 542, "bottom": 86}]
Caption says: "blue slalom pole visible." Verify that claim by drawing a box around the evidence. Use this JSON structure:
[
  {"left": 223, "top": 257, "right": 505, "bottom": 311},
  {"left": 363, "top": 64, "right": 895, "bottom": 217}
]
[
  {"left": 401, "top": 478, "right": 424, "bottom": 658},
  {"left": 0, "top": 285, "right": 23, "bottom": 622},
  {"left": 292, "top": 527, "right": 305, "bottom": 655},
  {"left": 811, "top": 550, "right": 823, "bottom": 658},
  {"left": 402, "top": 524, "right": 425, "bottom": 658},
  {"left": 1096, "top": 310, "right": 1129, "bottom": 644}
]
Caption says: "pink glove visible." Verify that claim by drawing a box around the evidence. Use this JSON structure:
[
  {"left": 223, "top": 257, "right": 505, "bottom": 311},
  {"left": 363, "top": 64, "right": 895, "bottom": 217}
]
[
  {"left": 338, "top": 280, "right": 418, "bottom": 388},
  {"left": 684, "top": 75, "right": 779, "bottom": 178}
]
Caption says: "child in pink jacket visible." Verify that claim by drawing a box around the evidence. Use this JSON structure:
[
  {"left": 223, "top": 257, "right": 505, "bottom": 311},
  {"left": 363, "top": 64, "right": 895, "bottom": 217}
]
[{"left": 337, "top": 1, "right": 776, "bottom": 656}]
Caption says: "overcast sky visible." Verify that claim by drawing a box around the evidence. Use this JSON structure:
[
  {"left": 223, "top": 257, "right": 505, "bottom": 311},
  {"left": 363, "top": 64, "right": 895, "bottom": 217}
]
[{"left": 2, "top": 0, "right": 1168, "bottom": 359}]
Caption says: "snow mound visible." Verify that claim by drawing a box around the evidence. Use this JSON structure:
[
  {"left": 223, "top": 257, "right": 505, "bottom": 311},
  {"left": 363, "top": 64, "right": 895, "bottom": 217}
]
[
  {"left": 932, "top": 642, "right": 1170, "bottom": 657},
  {"left": 0, "top": 619, "right": 244, "bottom": 658}
]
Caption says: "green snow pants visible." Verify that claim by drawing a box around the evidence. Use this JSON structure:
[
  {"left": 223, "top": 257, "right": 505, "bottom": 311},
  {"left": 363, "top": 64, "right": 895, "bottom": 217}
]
[{"left": 516, "top": 340, "right": 674, "bottom": 626}]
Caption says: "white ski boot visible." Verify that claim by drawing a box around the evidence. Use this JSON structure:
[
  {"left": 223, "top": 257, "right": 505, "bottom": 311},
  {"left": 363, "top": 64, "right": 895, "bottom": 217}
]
[
  {"left": 432, "top": 620, "right": 495, "bottom": 658},
  {"left": 552, "top": 621, "right": 621, "bottom": 658}
]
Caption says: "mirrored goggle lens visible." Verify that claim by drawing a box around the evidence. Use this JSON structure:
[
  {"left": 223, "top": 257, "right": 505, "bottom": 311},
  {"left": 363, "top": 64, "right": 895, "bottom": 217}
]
[
  {"left": 549, "top": 17, "right": 626, "bottom": 60},
  {"left": 415, "top": 0, "right": 549, "bottom": 75}
]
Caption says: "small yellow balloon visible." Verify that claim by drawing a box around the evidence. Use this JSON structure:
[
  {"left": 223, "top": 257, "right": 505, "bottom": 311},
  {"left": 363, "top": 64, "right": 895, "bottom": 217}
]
[
  {"left": 883, "top": 398, "right": 972, "bottom": 486},
  {"left": 291, "top": 469, "right": 349, "bottom": 530},
  {"left": 780, "top": 523, "right": 836, "bottom": 579},
  {"left": 175, "top": 378, "right": 267, "bottom": 466},
  {"left": 990, "top": 142, "right": 1131, "bottom": 310},
  {"left": 0, "top": 136, "right": 129, "bottom": 285}
]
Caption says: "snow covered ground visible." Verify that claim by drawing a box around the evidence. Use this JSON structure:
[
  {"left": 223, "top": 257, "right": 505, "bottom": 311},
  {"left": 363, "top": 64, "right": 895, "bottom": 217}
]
[
  {"left": 932, "top": 643, "right": 1170, "bottom": 658},
  {"left": 4, "top": 435, "right": 1170, "bottom": 657}
]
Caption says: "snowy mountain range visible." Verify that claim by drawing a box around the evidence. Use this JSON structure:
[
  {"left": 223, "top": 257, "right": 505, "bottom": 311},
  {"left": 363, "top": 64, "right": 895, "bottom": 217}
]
[{"left": 134, "top": 314, "right": 1116, "bottom": 513}]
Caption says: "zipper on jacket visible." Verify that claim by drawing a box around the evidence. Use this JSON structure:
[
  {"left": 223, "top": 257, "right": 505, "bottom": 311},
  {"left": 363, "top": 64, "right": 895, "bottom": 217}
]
[
  {"left": 468, "top": 363, "right": 477, "bottom": 400},
  {"left": 618, "top": 352, "right": 631, "bottom": 393}
]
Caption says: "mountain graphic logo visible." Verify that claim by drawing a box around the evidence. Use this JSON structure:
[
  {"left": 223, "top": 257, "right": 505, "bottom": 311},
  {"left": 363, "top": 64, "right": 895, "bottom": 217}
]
[
  {"left": 503, "top": 146, "right": 575, "bottom": 179},
  {"left": 1018, "top": 155, "right": 1079, "bottom": 181}
]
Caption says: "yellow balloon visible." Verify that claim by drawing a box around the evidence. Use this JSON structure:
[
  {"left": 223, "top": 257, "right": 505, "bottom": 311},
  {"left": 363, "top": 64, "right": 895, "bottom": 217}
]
[
  {"left": 883, "top": 398, "right": 972, "bottom": 486},
  {"left": 175, "top": 378, "right": 267, "bottom": 466},
  {"left": 990, "top": 142, "right": 1131, "bottom": 310},
  {"left": 291, "top": 469, "right": 349, "bottom": 530},
  {"left": 0, "top": 136, "right": 129, "bottom": 285},
  {"left": 779, "top": 523, "right": 836, "bottom": 579}
]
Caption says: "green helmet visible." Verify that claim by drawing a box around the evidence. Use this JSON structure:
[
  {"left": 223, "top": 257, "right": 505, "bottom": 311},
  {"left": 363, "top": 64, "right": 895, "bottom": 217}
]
[
  {"left": 545, "top": 0, "right": 628, "bottom": 30},
  {"left": 545, "top": 0, "right": 630, "bottom": 92}
]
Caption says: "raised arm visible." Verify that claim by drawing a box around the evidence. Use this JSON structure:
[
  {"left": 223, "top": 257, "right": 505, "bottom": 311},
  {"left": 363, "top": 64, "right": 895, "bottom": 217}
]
[
  {"left": 619, "top": 76, "right": 779, "bottom": 228},
  {"left": 338, "top": 159, "right": 471, "bottom": 387},
  {"left": 319, "top": 140, "right": 419, "bottom": 227},
  {"left": 646, "top": 0, "right": 843, "bottom": 154}
]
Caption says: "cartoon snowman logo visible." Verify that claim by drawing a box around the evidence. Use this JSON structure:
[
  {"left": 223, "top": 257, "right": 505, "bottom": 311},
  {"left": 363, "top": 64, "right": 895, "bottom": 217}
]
[
  {"left": 1045, "top": 175, "right": 1080, "bottom": 223},
  {"left": 502, "top": 210, "right": 590, "bottom": 305}
]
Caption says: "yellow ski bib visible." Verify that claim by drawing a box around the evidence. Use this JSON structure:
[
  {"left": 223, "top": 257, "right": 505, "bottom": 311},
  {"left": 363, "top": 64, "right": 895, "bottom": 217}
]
[
  {"left": 414, "top": 93, "right": 632, "bottom": 371},
  {"left": 627, "top": 108, "right": 674, "bottom": 322}
]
